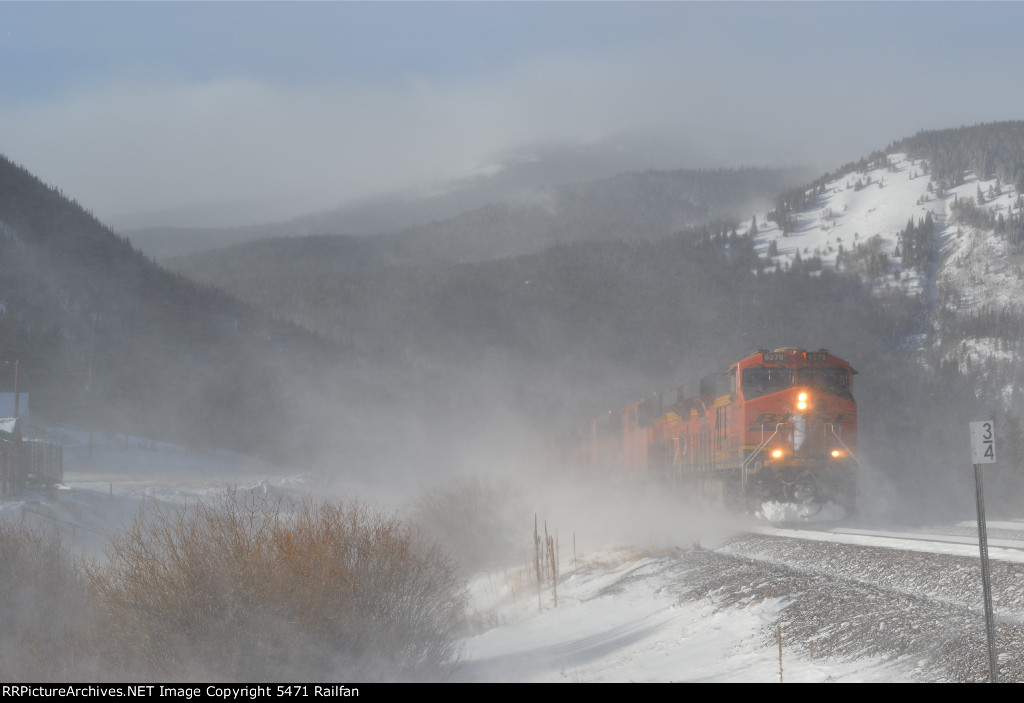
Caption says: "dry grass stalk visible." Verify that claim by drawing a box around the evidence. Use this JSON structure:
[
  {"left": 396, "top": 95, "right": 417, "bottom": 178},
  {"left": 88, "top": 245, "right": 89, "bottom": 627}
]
[
  {"left": 87, "top": 489, "right": 466, "bottom": 681},
  {"left": 0, "top": 519, "right": 92, "bottom": 680}
]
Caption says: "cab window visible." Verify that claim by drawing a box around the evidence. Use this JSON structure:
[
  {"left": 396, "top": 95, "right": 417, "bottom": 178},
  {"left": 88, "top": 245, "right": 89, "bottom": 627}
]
[{"left": 741, "top": 367, "right": 794, "bottom": 398}]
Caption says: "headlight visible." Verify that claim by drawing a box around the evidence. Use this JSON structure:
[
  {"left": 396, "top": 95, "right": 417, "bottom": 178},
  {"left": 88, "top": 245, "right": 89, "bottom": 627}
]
[
  {"left": 796, "top": 391, "right": 808, "bottom": 411},
  {"left": 771, "top": 448, "right": 784, "bottom": 459},
  {"left": 831, "top": 449, "right": 842, "bottom": 458}
]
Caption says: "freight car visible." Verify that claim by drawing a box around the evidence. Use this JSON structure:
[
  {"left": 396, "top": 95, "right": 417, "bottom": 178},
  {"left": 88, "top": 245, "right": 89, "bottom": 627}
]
[
  {"left": 0, "top": 417, "right": 63, "bottom": 494},
  {"left": 562, "top": 348, "right": 858, "bottom": 513}
]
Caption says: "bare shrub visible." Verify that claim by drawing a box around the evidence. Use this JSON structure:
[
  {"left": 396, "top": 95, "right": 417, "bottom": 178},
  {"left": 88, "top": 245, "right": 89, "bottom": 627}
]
[
  {"left": 0, "top": 519, "right": 92, "bottom": 680},
  {"left": 88, "top": 489, "right": 466, "bottom": 681},
  {"left": 410, "top": 475, "right": 530, "bottom": 574}
]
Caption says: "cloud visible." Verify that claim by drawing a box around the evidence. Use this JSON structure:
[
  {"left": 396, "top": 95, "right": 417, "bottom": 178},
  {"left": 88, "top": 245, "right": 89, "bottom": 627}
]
[
  {"left": 2, "top": 53, "right": 710, "bottom": 227},
  {"left": 2, "top": 7, "right": 1022, "bottom": 231}
]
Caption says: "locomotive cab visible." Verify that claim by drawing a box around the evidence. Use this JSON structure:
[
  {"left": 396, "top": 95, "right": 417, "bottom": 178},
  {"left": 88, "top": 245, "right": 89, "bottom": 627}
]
[{"left": 738, "top": 348, "right": 858, "bottom": 507}]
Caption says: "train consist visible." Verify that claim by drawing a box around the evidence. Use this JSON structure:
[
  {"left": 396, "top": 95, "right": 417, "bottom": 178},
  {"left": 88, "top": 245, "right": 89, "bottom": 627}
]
[{"left": 555, "top": 348, "right": 858, "bottom": 511}]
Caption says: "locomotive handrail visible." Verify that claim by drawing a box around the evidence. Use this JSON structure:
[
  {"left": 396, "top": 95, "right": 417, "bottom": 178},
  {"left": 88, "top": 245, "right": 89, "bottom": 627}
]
[
  {"left": 740, "top": 423, "right": 785, "bottom": 494},
  {"left": 826, "top": 423, "right": 860, "bottom": 467},
  {"left": 673, "top": 438, "right": 687, "bottom": 466}
]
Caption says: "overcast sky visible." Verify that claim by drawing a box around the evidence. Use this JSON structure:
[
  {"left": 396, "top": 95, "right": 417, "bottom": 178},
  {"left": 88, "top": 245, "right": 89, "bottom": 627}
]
[{"left": 2, "top": 1, "right": 1024, "bottom": 229}]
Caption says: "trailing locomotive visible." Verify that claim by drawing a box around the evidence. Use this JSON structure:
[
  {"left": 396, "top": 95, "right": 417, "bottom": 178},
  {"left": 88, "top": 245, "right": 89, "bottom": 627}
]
[{"left": 558, "top": 348, "right": 858, "bottom": 512}]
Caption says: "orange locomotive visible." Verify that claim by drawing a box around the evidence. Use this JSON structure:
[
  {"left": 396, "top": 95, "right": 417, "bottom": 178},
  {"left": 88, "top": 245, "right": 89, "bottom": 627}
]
[{"left": 579, "top": 348, "right": 858, "bottom": 511}]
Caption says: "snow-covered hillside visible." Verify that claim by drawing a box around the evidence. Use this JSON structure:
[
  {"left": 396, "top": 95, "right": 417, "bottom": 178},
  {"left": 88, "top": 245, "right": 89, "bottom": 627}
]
[
  {"left": 750, "top": 153, "right": 1018, "bottom": 293},
  {"left": 747, "top": 152, "right": 1024, "bottom": 408}
]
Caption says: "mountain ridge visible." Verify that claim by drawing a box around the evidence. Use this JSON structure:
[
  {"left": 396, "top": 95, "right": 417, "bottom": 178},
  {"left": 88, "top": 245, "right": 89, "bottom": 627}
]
[
  {"left": 139, "top": 165, "right": 812, "bottom": 262},
  {"left": 0, "top": 154, "right": 339, "bottom": 459}
]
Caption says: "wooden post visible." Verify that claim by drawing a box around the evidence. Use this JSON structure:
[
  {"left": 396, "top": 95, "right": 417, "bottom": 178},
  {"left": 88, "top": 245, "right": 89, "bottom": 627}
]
[
  {"left": 534, "top": 514, "right": 541, "bottom": 612},
  {"left": 548, "top": 534, "right": 557, "bottom": 607},
  {"left": 777, "top": 625, "right": 783, "bottom": 683},
  {"left": 10, "top": 361, "right": 19, "bottom": 493},
  {"left": 13, "top": 360, "right": 19, "bottom": 418}
]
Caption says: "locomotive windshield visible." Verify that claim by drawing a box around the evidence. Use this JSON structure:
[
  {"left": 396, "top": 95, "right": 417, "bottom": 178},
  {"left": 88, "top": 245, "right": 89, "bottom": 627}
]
[
  {"left": 741, "top": 366, "right": 794, "bottom": 398},
  {"left": 796, "top": 367, "right": 849, "bottom": 390}
]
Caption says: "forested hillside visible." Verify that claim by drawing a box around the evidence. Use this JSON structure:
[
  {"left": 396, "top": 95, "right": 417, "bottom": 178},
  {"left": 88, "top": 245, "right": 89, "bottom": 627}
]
[
  {"left": 0, "top": 155, "right": 336, "bottom": 458},
  {"left": 161, "top": 166, "right": 810, "bottom": 268},
  {"left": 894, "top": 121, "right": 1024, "bottom": 192}
]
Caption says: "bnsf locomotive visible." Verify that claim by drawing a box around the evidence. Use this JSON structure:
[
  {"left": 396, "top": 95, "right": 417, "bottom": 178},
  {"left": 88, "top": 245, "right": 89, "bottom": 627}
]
[{"left": 557, "top": 348, "right": 858, "bottom": 511}]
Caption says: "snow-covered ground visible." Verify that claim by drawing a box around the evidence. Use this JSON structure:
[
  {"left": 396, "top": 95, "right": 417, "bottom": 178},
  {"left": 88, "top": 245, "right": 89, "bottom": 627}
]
[
  {"left": 459, "top": 516, "right": 1024, "bottom": 683},
  {"left": 459, "top": 547, "right": 911, "bottom": 683},
  {"left": 2, "top": 425, "right": 1016, "bottom": 682}
]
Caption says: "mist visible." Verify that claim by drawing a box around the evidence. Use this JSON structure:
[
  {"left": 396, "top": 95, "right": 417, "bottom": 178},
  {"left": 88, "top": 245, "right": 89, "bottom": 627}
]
[
  {"left": 5, "top": 1, "right": 1024, "bottom": 683},
  {"left": 6, "top": 2, "right": 1024, "bottom": 229}
]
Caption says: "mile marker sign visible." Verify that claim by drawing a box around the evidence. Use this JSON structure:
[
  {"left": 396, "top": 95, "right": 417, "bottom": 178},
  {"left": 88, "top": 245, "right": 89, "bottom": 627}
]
[
  {"left": 970, "top": 420, "right": 997, "bottom": 464},
  {"left": 969, "top": 419, "right": 1000, "bottom": 682}
]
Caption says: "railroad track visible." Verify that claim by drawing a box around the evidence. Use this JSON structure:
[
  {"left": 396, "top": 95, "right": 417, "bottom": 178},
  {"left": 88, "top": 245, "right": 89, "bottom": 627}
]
[
  {"left": 688, "top": 522, "right": 1024, "bottom": 681},
  {"left": 751, "top": 523, "right": 1024, "bottom": 563}
]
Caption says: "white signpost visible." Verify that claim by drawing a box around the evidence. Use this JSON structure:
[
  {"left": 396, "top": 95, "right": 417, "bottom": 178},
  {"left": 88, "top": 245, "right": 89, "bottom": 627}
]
[
  {"left": 969, "top": 420, "right": 998, "bottom": 682},
  {"left": 971, "top": 421, "right": 997, "bottom": 464}
]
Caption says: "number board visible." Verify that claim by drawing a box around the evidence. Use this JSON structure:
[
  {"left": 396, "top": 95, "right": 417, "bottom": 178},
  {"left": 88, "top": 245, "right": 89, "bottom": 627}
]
[
  {"left": 805, "top": 351, "right": 830, "bottom": 362},
  {"left": 762, "top": 352, "right": 787, "bottom": 363},
  {"left": 970, "top": 421, "right": 997, "bottom": 464}
]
